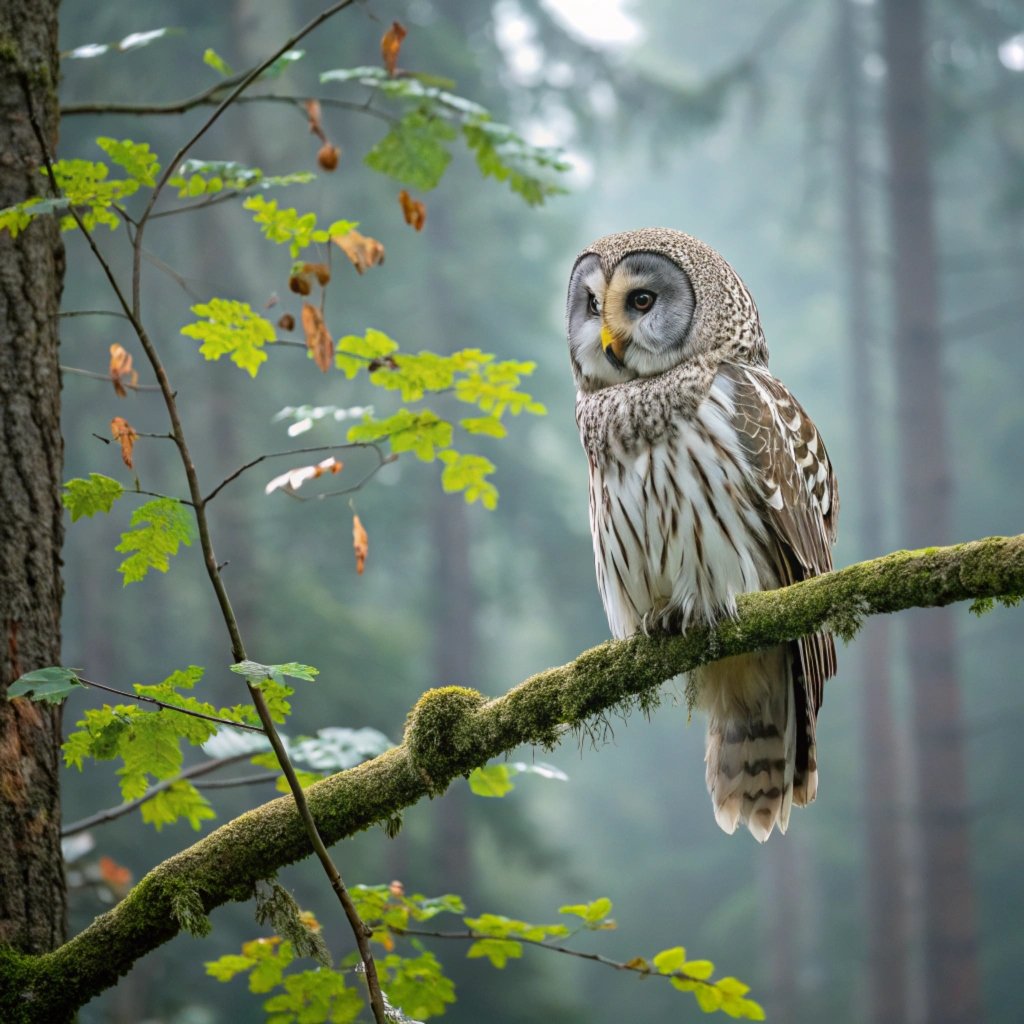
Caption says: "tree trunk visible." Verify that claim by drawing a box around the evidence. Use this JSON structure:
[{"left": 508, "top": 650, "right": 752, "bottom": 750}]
[
  {"left": 0, "top": 0, "right": 67, "bottom": 955},
  {"left": 836, "top": 3, "right": 909, "bottom": 1020},
  {"left": 880, "top": 1, "right": 981, "bottom": 1020}
]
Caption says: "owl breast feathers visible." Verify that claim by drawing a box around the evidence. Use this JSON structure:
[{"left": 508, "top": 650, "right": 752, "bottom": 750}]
[{"left": 567, "top": 228, "right": 838, "bottom": 842}]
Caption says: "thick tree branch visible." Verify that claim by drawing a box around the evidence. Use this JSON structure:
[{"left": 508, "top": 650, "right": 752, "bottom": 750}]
[{"left": 4, "top": 533, "right": 1023, "bottom": 1020}]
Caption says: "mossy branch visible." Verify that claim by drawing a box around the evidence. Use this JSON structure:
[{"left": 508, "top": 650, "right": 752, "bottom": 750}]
[{"left": 4, "top": 533, "right": 1023, "bottom": 1020}]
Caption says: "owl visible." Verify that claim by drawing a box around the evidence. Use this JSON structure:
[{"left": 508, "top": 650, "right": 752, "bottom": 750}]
[{"left": 567, "top": 228, "right": 838, "bottom": 842}]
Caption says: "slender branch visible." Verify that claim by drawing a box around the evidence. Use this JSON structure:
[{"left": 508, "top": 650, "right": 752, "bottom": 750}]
[
  {"left": 62, "top": 92, "right": 394, "bottom": 124},
  {"left": 395, "top": 926, "right": 709, "bottom": 986},
  {"left": 194, "top": 771, "right": 279, "bottom": 790},
  {"left": 204, "top": 442, "right": 386, "bottom": 504},
  {"left": 59, "top": 365, "right": 163, "bottom": 392},
  {"left": 61, "top": 753, "right": 255, "bottom": 838},
  {"left": 8, "top": 533, "right": 1024, "bottom": 1019},
  {"left": 149, "top": 189, "right": 244, "bottom": 220},
  {"left": 57, "top": 309, "right": 132, "bottom": 321},
  {"left": 77, "top": 677, "right": 264, "bottom": 734}
]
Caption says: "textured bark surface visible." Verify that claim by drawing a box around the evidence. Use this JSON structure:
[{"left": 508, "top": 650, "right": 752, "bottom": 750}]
[
  {"left": 880, "top": 2, "right": 982, "bottom": 1021},
  {"left": 0, "top": 0, "right": 67, "bottom": 955},
  {"left": 2, "top": 532, "right": 1022, "bottom": 1021}
]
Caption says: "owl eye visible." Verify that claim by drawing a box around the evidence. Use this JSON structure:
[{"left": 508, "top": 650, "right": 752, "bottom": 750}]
[
  {"left": 587, "top": 293, "right": 600, "bottom": 317},
  {"left": 627, "top": 289, "right": 656, "bottom": 313}
]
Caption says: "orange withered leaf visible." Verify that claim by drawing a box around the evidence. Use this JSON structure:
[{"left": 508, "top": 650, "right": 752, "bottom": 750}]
[
  {"left": 110, "top": 416, "right": 138, "bottom": 469},
  {"left": 352, "top": 514, "right": 368, "bottom": 575},
  {"left": 301, "top": 302, "right": 334, "bottom": 373},
  {"left": 333, "top": 229, "right": 385, "bottom": 274},
  {"left": 381, "top": 21, "right": 407, "bottom": 77},
  {"left": 301, "top": 262, "right": 331, "bottom": 286},
  {"left": 398, "top": 190, "right": 426, "bottom": 231},
  {"left": 317, "top": 143, "right": 341, "bottom": 171},
  {"left": 277, "top": 313, "right": 296, "bottom": 332},
  {"left": 304, "top": 98, "right": 326, "bottom": 141},
  {"left": 98, "top": 855, "right": 132, "bottom": 891},
  {"left": 108, "top": 343, "right": 138, "bottom": 398}
]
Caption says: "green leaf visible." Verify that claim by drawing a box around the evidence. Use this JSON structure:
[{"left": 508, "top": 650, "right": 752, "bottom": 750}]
[
  {"left": 115, "top": 498, "right": 193, "bottom": 584},
  {"left": 653, "top": 946, "right": 687, "bottom": 973},
  {"left": 203, "top": 47, "right": 234, "bottom": 77},
  {"left": 206, "top": 953, "right": 256, "bottom": 982},
  {"left": 459, "top": 416, "right": 507, "bottom": 438},
  {"left": 379, "top": 950, "right": 455, "bottom": 1019},
  {"left": 695, "top": 985, "right": 724, "bottom": 1013},
  {"left": 181, "top": 298, "right": 276, "bottom": 377},
  {"left": 263, "top": 969, "right": 362, "bottom": 1023},
  {"left": 230, "top": 661, "right": 319, "bottom": 686},
  {"left": 683, "top": 959, "right": 716, "bottom": 981},
  {"left": 347, "top": 409, "right": 452, "bottom": 462},
  {"left": 243, "top": 196, "right": 340, "bottom": 257},
  {"left": 62, "top": 473, "right": 125, "bottom": 521},
  {"left": 437, "top": 451, "right": 498, "bottom": 509},
  {"left": 140, "top": 780, "right": 216, "bottom": 831},
  {"left": 95, "top": 137, "right": 160, "bottom": 186},
  {"left": 168, "top": 160, "right": 314, "bottom": 198},
  {"left": 335, "top": 328, "right": 399, "bottom": 378},
  {"left": 8, "top": 666, "right": 83, "bottom": 704},
  {"left": 468, "top": 763, "right": 516, "bottom": 797},
  {"left": 559, "top": 897, "right": 614, "bottom": 927},
  {"left": 364, "top": 110, "right": 456, "bottom": 191},
  {"left": 261, "top": 49, "right": 305, "bottom": 79},
  {"left": 465, "top": 937, "right": 522, "bottom": 969}
]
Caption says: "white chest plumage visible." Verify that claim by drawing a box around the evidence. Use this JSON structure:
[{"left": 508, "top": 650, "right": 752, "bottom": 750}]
[{"left": 584, "top": 373, "right": 776, "bottom": 640}]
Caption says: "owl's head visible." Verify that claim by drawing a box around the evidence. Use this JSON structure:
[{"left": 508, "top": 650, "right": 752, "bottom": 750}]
[{"left": 565, "top": 227, "right": 768, "bottom": 392}]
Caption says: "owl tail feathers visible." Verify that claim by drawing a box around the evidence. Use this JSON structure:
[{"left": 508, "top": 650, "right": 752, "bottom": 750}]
[{"left": 703, "top": 699, "right": 796, "bottom": 844}]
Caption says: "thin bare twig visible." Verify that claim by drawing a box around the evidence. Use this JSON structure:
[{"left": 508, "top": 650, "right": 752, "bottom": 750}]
[
  {"left": 58, "top": 309, "right": 132, "bottom": 321},
  {"left": 204, "top": 442, "right": 387, "bottom": 504},
  {"left": 61, "top": 752, "right": 255, "bottom": 838},
  {"left": 194, "top": 771, "right": 279, "bottom": 790},
  {"left": 395, "top": 927, "right": 712, "bottom": 987},
  {"left": 78, "top": 677, "right": 264, "bottom": 734},
  {"left": 60, "top": 365, "right": 163, "bottom": 392}
]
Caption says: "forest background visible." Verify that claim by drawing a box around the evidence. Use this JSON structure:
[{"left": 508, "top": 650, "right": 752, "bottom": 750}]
[{"left": 41, "top": 0, "right": 1024, "bottom": 1021}]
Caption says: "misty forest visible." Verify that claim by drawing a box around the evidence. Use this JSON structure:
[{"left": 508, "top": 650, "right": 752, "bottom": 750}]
[{"left": 2, "top": 1, "right": 1023, "bottom": 1022}]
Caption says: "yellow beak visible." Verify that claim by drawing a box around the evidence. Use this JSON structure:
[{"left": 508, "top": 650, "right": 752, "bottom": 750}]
[{"left": 600, "top": 323, "right": 628, "bottom": 368}]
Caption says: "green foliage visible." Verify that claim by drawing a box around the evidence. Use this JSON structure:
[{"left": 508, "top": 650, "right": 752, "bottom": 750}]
[
  {"left": 650, "top": 947, "right": 765, "bottom": 1019},
  {"left": 378, "top": 950, "right": 455, "bottom": 1019},
  {"left": 62, "top": 665, "right": 256, "bottom": 829},
  {"left": 559, "top": 897, "right": 615, "bottom": 927},
  {"left": 180, "top": 297, "right": 277, "bottom": 377},
  {"left": 203, "top": 47, "right": 234, "bottom": 77},
  {"left": 230, "top": 661, "right": 318, "bottom": 725},
  {"left": 115, "top": 497, "right": 194, "bottom": 584},
  {"left": 0, "top": 137, "right": 161, "bottom": 237},
  {"left": 7, "top": 666, "right": 84, "bottom": 705},
  {"left": 168, "top": 159, "right": 314, "bottom": 198},
  {"left": 438, "top": 452, "right": 497, "bottom": 510},
  {"left": 319, "top": 66, "right": 569, "bottom": 203},
  {"left": 242, "top": 195, "right": 356, "bottom": 257},
  {"left": 364, "top": 110, "right": 457, "bottom": 191},
  {"left": 463, "top": 913, "right": 571, "bottom": 968},
  {"left": 467, "top": 763, "right": 514, "bottom": 797},
  {"left": 348, "top": 409, "right": 452, "bottom": 463},
  {"left": 62, "top": 473, "right": 125, "bottom": 521}
]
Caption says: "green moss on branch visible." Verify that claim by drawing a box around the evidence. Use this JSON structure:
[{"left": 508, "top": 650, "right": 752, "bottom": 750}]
[{"left": 4, "top": 533, "right": 1023, "bottom": 1021}]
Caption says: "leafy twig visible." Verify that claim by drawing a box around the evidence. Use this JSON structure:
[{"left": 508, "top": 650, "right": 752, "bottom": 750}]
[
  {"left": 61, "top": 752, "right": 255, "bottom": 837},
  {"left": 76, "top": 677, "right": 263, "bottom": 733},
  {"left": 204, "top": 442, "right": 387, "bottom": 504}
]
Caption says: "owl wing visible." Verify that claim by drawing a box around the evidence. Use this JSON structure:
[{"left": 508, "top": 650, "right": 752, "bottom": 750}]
[{"left": 719, "top": 361, "right": 839, "bottom": 715}]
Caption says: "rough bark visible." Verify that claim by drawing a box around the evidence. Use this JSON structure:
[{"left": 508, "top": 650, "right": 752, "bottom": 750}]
[
  {"left": 1, "top": 532, "right": 1022, "bottom": 1021},
  {"left": 880, "top": 3, "right": 982, "bottom": 1021},
  {"left": 0, "top": 0, "right": 67, "bottom": 957},
  {"left": 836, "top": 3, "right": 908, "bottom": 1019}
]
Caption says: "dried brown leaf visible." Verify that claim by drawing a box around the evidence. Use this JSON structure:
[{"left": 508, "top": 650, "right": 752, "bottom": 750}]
[
  {"left": 288, "top": 273, "right": 312, "bottom": 296},
  {"left": 108, "top": 343, "right": 137, "bottom": 398},
  {"left": 301, "top": 262, "right": 331, "bottom": 286},
  {"left": 398, "top": 189, "right": 426, "bottom": 231},
  {"left": 381, "top": 21, "right": 407, "bottom": 77},
  {"left": 110, "top": 416, "right": 138, "bottom": 469},
  {"left": 332, "top": 229, "right": 385, "bottom": 274},
  {"left": 301, "top": 302, "right": 334, "bottom": 373},
  {"left": 304, "top": 98, "right": 326, "bottom": 141},
  {"left": 277, "top": 313, "right": 296, "bottom": 332},
  {"left": 352, "top": 513, "right": 368, "bottom": 575}
]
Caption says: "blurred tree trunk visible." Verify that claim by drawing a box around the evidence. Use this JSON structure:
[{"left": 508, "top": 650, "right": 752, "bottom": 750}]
[
  {"left": 835, "top": 3, "right": 909, "bottom": 1021},
  {"left": 0, "top": 0, "right": 67, "bottom": 955},
  {"left": 880, "top": 2, "right": 981, "bottom": 1021}
]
